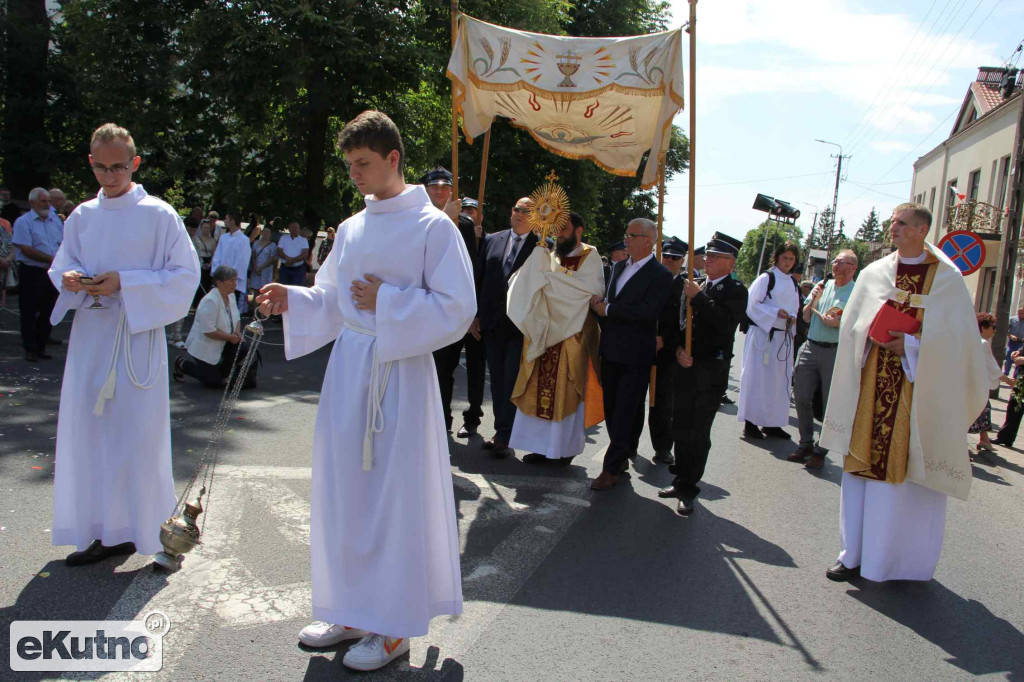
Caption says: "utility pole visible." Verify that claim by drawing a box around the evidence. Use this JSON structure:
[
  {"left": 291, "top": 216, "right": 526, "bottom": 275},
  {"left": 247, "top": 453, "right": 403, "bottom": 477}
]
[
  {"left": 991, "top": 90, "right": 1024, "bottom": 371},
  {"left": 815, "top": 139, "right": 850, "bottom": 262}
]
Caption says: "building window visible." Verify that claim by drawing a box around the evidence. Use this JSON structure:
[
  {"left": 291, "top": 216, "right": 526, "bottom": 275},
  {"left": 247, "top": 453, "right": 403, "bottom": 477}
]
[
  {"left": 947, "top": 179, "right": 959, "bottom": 206},
  {"left": 968, "top": 169, "right": 982, "bottom": 201},
  {"left": 929, "top": 187, "right": 936, "bottom": 212},
  {"left": 997, "top": 155, "right": 1011, "bottom": 210}
]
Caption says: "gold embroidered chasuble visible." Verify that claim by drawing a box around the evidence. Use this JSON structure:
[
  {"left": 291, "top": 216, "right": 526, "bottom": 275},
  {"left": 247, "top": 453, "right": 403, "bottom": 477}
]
[
  {"left": 845, "top": 259, "right": 938, "bottom": 483},
  {"left": 510, "top": 250, "right": 603, "bottom": 426}
]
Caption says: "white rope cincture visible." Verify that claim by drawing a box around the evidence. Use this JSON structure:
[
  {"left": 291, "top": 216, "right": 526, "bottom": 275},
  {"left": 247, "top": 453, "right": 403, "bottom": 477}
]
[
  {"left": 344, "top": 321, "right": 393, "bottom": 472},
  {"left": 94, "top": 306, "right": 160, "bottom": 416}
]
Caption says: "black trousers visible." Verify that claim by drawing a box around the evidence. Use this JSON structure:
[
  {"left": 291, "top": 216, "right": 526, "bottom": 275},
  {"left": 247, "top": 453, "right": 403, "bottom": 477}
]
[
  {"left": 180, "top": 340, "right": 251, "bottom": 388},
  {"left": 18, "top": 264, "right": 58, "bottom": 352},
  {"left": 433, "top": 332, "right": 485, "bottom": 431},
  {"left": 485, "top": 329, "right": 524, "bottom": 444},
  {"left": 998, "top": 387, "right": 1024, "bottom": 445},
  {"left": 669, "top": 356, "right": 730, "bottom": 499},
  {"left": 601, "top": 358, "right": 651, "bottom": 474},
  {"left": 648, "top": 349, "right": 676, "bottom": 452}
]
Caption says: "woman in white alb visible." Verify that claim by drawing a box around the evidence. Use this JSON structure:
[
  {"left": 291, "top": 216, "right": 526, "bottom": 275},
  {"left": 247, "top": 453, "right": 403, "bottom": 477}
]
[{"left": 738, "top": 241, "right": 801, "bottom": 440}]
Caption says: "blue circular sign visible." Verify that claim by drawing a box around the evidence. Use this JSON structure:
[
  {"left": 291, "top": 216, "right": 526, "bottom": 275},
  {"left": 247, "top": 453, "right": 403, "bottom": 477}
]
[{"left": 938, "top": 230, "right": 986, "bottom": 276}]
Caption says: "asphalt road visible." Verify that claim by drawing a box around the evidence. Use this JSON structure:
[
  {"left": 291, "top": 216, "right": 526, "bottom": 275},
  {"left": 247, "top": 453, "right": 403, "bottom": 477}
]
[{"left": 1, "top": 304, "right": 1023, "bottom": 681}]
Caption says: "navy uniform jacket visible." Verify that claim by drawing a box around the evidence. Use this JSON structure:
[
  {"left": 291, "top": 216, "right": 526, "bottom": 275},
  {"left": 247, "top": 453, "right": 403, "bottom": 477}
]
[
  {"left": 663, "top": 273, "right": 748, "bottom": 362},
  {"left": 477, "top": 228, "right": 538, "bottom": 338}
]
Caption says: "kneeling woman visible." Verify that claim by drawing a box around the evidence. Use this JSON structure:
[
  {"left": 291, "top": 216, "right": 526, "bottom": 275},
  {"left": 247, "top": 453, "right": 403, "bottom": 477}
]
[{"left": 174, "top": 265, "right": 246, "bottom": 387}]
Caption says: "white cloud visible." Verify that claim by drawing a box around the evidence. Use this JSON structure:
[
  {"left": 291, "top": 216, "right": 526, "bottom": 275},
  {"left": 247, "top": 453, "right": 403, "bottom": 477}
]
[
  {"left": 869, "top": 140, "right": 915, "bottom": 154},
  {"left": 669, "top": 0, "right": 1002, "bottom": 134}
]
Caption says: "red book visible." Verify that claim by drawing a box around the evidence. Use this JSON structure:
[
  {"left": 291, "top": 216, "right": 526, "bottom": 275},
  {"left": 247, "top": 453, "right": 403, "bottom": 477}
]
[{"left": 869, "top": 304, "right": 921, "bottom": 344}]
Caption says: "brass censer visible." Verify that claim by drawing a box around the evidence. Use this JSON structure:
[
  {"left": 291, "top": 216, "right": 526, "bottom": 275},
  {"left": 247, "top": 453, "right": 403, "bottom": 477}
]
[
  {"left": 155, "top": 310, "right": 267, "bottom": 572},
  {"left": 154, "top": 488, "right": 204, "bottom": 571}
]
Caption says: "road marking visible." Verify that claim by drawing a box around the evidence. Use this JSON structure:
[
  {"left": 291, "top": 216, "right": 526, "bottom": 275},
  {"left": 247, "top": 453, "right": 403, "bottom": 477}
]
[{"left": 87, "top": 465, "right": 592, "bottom": 678}]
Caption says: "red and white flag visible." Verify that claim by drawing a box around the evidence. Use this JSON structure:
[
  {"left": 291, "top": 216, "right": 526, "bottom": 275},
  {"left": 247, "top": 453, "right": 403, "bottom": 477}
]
[{"left": 949, "top": 185, "right": 966, "bottom": 203}]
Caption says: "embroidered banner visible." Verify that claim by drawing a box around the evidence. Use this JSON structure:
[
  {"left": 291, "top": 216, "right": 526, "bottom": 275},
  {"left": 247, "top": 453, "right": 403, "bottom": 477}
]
[{"left": 446, "top": 15, "right": 684, "bottom": 189}]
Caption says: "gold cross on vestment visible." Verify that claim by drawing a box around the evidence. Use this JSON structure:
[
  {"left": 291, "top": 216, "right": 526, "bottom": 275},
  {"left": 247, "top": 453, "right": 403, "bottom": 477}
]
[{"left": 545, "top": 170, "right": 560, "bottom": 183}]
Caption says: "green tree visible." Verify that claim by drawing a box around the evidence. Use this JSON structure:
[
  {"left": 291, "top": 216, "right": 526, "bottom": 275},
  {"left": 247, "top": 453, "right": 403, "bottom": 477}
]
[
  {"left": 1, "top": 0, "right": 52, "bottom": 196},
  {"left": 856, "top": 207, "right": 881, "bottom": 242},
  {"left": 735, "top": 219, "right": 803, "bottom": 285}
]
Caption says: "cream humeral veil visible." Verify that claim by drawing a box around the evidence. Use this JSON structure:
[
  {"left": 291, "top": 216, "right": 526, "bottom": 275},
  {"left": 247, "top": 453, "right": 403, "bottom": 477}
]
[
  {"left": 819, "top": 244, "right": 988, "bottom": 501},
  {"left": 446, "top": 15, "right": 684, "bottom": 189}
]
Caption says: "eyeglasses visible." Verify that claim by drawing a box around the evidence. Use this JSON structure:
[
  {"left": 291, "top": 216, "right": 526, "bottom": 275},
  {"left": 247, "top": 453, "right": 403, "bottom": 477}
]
[
  {"left": 512, "top": 206, "right": 531, "bottom": 214},
  {"left": 624, "top": 232, "right": 650, "bottom": 240},
  {"left": 92, "top": 161, "right": 133, "bottom": 175},
  {"left": 832, "top": 259, "right": 856, "bottom": 266},
  {"left": 704, "top": 254, "right": 731, "bottom": 263}
]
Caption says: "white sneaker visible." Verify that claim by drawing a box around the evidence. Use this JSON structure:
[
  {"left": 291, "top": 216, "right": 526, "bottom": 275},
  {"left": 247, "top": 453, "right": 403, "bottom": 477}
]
[
  {"left": 298, "top": 622, "right": 367, "bottom": 648},
  {"left": 342, "top": 633, "right": 410, "bottom": 671},
  {"left": 172, "top": 341, "right": 186, "bottom": 349}
]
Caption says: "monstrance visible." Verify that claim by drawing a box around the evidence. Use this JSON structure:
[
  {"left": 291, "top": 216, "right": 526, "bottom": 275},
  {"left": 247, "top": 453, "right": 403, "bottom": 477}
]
[{"left": 528, "top": 170, "right": 571, "bottom": 244}]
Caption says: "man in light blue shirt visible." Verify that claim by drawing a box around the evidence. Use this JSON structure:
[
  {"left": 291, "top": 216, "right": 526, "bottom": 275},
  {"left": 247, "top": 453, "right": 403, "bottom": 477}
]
[
  {"left": 12, "top": 187, "right": 63, "bottom": 361},
  {"left": 789, "top": 249, "right": 858, "bottom": 468}
]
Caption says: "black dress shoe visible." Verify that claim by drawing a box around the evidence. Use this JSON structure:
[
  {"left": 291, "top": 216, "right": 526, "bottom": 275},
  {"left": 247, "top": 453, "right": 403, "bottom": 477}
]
[
  {"left": 825, "top": 560, "right": 860, "bottom": 582},
  {"left": 657, "top": 485, "right": 677, "bottom": 498},
  {"left": 46, "top": 338, "right": 63, "bottom": 346},
  {"left": 24, "top": 351, "right": 38, "bottom": 363},
  {"left": 552, "top": 456, "right": 575, "bottom": 466},
  {"left": 523, "top": 453, "right": 547, "bottom": 464},
  {"left": 676, "top": 497, "right": 695, "bottom": 515},
  {"left": 762, "top": 427, "right": 792, "bottom": 439},
  {"left": 456, "top": 424, "right": 477, "bottom": 438},
  {"left": 652, "top": 449, "right": 675, "bottom": 465},
  {"left": 743, "top": 421, "right": 765, "bottom": 439},
  {"left": 37, "top": 351, "right": 53, "bottom": 360},
  {"left": 493, "top": 445, "right": 513, "bottom": 459},
  {"left": 720, "top": 395, "right": 735, "bottom": 405},
  {"left": 482, "top": 438, "right": 497, "bottom": 450},
  {"left": 66, "top": 540, "right": 137, "bottom": 567}
]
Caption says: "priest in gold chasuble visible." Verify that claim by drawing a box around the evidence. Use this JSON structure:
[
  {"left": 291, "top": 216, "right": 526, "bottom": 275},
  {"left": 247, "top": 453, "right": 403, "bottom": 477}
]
[
  {"left": 507, "top": 215, "right": 605, "bottom": 463},
  {"left": 819, "top": 203, "right": 988, "bottom": 583}
]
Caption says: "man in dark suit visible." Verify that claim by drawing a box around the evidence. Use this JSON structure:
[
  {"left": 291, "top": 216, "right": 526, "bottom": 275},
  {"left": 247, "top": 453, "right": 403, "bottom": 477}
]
[
  {"left": 422, "top": 168, "right": 487, "bottom": 436},
  {"left": 649, "top": 236, "right": 688, "bottom": 465},
  {"left": 478, "top": 197, "right": 538, "bottom": 458},
  {"left": 660, "top": 232, "right": 747, "bottom": 514},
  {"left": 588, "top": 218, "right": 673, "bottom": 490}
]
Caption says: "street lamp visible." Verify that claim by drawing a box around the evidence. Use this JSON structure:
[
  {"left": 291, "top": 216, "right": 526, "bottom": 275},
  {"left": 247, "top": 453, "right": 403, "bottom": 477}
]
[{"left": 815, "top": 139, "right": 844, "bottom": 261}]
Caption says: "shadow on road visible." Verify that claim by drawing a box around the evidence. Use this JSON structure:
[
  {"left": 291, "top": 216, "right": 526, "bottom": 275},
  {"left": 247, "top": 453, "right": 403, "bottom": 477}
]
[{"left": 849, "top": 580, "right": 1024, "bottom": 678}]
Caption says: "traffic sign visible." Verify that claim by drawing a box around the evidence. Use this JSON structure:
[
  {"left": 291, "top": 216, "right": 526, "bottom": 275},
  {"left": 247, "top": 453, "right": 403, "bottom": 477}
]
[{"left": 938, "top": 230, "right": 986, "bottom": 276}]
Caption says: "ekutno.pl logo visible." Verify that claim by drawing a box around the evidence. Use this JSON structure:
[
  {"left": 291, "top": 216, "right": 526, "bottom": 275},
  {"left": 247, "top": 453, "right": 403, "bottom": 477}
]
[{"left": 9, "top": 610, "right": 170, "bottom": 672}]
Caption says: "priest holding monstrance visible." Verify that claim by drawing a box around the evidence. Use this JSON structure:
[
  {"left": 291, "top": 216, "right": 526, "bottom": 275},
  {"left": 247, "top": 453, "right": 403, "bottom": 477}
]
[
  {"left": 819, "top": 203, "right": 988, "bottom": 583},
  {"left": 506, "top": 190, "right": 605, "bottom": 465}
]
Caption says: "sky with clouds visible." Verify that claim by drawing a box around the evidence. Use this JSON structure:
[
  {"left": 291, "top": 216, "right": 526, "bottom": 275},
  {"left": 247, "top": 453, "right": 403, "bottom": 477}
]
[{"left": 657, "top": 0, "right": 1024, "bottom": 249}]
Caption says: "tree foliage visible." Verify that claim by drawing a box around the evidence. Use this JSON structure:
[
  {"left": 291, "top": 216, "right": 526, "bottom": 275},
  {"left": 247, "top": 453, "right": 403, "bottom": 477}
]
[
  {"left": 855, "top": 207, "right": 882, "bottom": 242},
  {"left": 735, "top": 219, "right": 804, "bottom": 285},
  {"left": 6, "top": 0, "right": 687, "bottom": 256}
]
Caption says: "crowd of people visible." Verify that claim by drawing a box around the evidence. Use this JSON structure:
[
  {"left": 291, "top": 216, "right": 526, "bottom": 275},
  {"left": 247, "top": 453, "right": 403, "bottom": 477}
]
[{"left": 1, "top": 114, "right": 1013, "bottom": 672}]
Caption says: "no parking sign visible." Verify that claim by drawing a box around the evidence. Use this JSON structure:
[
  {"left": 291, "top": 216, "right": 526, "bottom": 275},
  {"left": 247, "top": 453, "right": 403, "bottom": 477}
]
[{"left": 937, "top": 230, "right": 986, "bottom": 276}]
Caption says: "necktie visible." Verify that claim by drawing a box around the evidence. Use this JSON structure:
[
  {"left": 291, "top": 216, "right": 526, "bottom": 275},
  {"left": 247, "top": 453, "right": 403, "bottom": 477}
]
[{"left": 503, "top": 235, "right": 522, "bottom": 278}]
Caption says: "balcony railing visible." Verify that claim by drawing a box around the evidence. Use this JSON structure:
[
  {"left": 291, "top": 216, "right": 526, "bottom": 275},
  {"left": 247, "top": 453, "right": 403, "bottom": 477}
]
[{"left": 945, "top": 200, "right": 1003, "bottom": 234}]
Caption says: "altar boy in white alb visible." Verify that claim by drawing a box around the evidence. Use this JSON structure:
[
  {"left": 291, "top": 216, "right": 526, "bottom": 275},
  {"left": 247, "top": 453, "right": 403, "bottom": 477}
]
[
  {"left": 820, "top": 203, "right": 988, "bottom": 583},
  {"left": 48, "top": 123, "right": 200, "bottom": 566},
  {"left": 257, "top": 111, "right": 475, "bottom": 672}
]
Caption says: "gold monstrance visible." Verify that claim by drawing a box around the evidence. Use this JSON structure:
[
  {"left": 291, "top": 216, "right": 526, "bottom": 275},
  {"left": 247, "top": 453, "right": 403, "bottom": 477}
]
[{"left": 528, "top": 170, "right": 571, "bottom": 244}]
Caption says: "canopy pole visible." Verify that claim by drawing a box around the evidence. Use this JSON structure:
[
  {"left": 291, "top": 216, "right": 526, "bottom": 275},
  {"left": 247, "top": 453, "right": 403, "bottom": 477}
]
[
  {"left": 451, "top": 1, "right": 460, "bottom": 198},
  {"left": 651, "top": 160, "right": 667, "bottom": 407},
  {"left": 685, "top": 0, "right": 697, "bottom": 354},
  {"left": 477, "top": 127, "right": 492, "bottom": 207}
]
